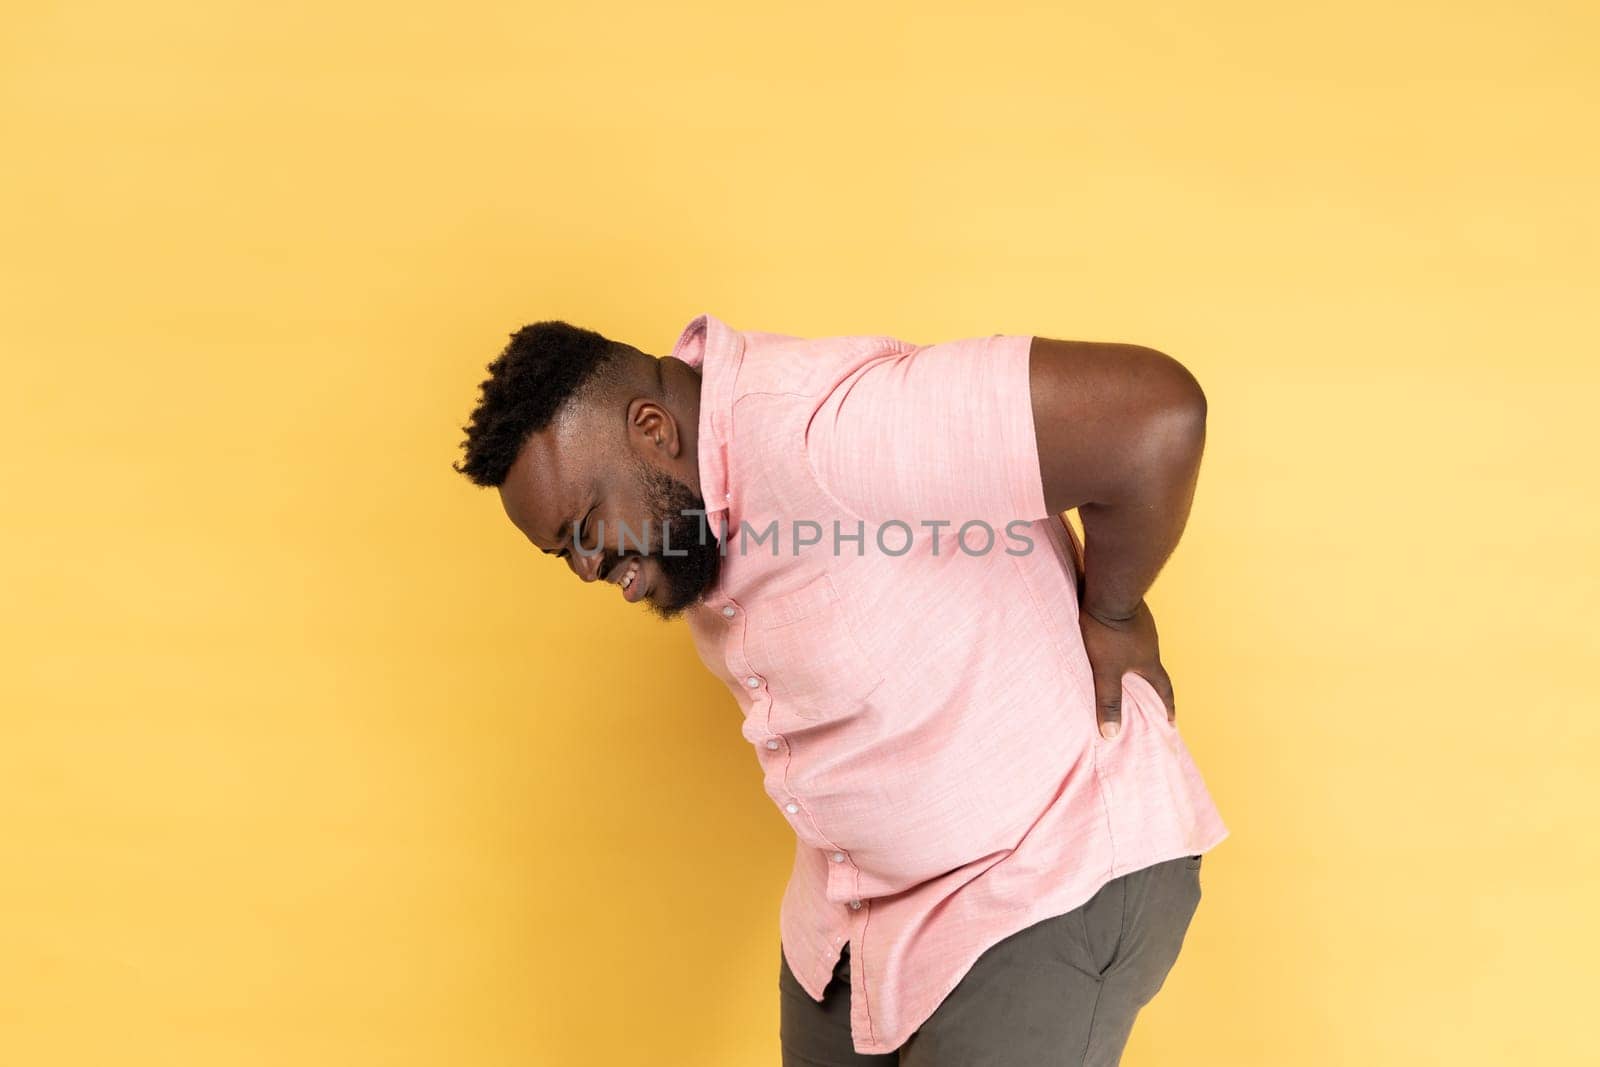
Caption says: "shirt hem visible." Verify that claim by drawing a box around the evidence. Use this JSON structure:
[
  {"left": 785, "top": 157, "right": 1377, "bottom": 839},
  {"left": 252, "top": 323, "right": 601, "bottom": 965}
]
[{"left": 843, "top": 828, "right": 1231, "bottom": 1056}]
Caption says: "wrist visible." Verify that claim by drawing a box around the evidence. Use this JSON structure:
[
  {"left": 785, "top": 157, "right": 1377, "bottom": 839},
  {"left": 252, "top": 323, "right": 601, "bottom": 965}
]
[{"left": 1083, "top": 597, "right": 1143, "bottom": 624}]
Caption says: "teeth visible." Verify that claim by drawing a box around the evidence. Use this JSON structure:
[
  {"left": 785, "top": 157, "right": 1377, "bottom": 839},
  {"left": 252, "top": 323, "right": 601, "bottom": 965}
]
[{"left": 621, "top": 560, "right": 638, "bottom": 591}]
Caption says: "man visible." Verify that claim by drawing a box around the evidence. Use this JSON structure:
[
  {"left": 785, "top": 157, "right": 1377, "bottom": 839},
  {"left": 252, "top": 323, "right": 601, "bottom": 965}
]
[{"left": 453, "top": 312, "right": 1229, "bottom": 1065}]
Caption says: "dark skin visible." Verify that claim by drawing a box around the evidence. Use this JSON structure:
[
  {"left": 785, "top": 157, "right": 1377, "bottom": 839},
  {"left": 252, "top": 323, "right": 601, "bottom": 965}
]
[
  {"left": 499, "top": 347, "right": 708, "bottom": 621},
  {"left": 499, "top": 336, "right": 1207, "bottom": 739},
  {"left": 1028, "top": 338, "right": 1208, "bottom": 739}
]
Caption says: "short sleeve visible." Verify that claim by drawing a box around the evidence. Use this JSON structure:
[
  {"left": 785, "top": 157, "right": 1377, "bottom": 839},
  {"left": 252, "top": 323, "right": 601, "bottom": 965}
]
[{"left": 805, "top": 333, "right": 1053, "bottom": 528}]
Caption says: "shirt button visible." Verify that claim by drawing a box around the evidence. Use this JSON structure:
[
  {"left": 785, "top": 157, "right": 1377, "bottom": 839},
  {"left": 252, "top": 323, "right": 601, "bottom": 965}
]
[
  {"left": 848, "top": 899, "right": 862, "bottom": 910},
  {"left": 746, "top": 676, "right": 761, "bottom": 688},
  {"left": 831, "top": 852, "right": 845, "bottom": 863},
  {"left": 722, "top": 605, "right": 736, "bottom": 618},
  {"left": 785, "top": 802, "right": 799, "bottom": 814},
  {"left": 765, "top": 739, "right": 780, "bottom": 750}
]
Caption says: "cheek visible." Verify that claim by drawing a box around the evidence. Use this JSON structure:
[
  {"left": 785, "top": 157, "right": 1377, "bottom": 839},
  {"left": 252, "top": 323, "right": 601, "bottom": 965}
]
[{"left": 628, "top": 515, "right": 669, "bottom": 555}]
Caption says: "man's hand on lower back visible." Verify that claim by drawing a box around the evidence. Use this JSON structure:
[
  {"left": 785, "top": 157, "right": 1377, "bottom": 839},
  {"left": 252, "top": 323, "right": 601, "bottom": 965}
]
[{"left": 1079, "top": 598, "right": 1176, "bottom": 738}]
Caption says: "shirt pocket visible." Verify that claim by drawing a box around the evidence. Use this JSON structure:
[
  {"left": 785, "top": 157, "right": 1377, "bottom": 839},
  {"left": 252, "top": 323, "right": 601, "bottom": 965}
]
[{"left": 746, "top": 573, "right": 885, "bottom": 722}]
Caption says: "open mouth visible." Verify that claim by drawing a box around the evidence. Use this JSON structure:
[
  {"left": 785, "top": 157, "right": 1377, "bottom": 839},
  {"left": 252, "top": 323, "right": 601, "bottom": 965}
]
[{"left": 615, "top": 557, "right": 647, "bottom": 602}]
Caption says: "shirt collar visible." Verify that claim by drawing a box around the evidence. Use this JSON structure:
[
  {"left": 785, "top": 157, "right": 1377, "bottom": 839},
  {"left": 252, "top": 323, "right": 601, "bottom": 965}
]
[{"left": 666, "top": 312, "right": 744, "bottom": 531}]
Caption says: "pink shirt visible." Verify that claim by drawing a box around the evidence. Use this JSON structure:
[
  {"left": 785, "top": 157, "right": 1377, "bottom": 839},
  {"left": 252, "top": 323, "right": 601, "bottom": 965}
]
[{"left": 673, "top": 313, "right": 1229, "bottom": 1055}]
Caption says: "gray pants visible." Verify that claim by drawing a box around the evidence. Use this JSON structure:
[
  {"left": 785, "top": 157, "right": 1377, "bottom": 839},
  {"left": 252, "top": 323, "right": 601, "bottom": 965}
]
[{"left": 779, "top": 854, "right": 1205, "bottom": 1066}]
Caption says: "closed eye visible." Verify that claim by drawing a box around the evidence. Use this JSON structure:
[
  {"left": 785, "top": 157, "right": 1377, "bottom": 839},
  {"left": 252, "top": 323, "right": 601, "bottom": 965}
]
[
  {"left": 570, "top": 504, "right": 598, "bottom": 557},
  {"left": 543, "top": 503, "right": 596, "bottom": 560}
]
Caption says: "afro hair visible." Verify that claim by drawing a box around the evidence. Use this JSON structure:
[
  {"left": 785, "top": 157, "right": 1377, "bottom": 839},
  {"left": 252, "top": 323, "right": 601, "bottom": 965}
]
[{"left": 452, "top": 320, "right": 628, "bottom": 487}]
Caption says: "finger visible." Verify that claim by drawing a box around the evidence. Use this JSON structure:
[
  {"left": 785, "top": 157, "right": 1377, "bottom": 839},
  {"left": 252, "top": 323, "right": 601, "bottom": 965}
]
[{"left": 1095, "top": 675, "right": 1122, "bottom": 739}]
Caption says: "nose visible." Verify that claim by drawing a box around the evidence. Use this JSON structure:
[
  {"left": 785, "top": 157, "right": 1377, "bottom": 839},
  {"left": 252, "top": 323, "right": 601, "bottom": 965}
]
[{"left": 568, "top": 545, "right": 607, "bottom": 583}]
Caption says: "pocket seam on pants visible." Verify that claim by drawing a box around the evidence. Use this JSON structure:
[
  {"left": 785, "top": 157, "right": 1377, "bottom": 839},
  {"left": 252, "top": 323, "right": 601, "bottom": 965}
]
[{"left": 1075, "top": 885, "right": 1124, "bottom": 979}]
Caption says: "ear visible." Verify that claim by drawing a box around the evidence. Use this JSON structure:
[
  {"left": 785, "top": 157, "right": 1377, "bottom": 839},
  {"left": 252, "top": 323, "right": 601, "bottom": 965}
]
[{"left": 627, "top": 398, "right": 680, "bottom": 457}]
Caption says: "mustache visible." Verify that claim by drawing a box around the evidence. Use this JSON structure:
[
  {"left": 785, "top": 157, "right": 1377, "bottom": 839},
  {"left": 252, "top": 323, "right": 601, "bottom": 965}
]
[{"left": 574, "top": 514, "right": 717, "bottom": 556}]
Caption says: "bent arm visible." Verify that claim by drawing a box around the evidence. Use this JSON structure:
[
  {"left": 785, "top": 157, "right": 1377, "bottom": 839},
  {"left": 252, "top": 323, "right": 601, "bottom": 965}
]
[{"left": 1028, "top": 337, "right": 1208, "bottom": 620}]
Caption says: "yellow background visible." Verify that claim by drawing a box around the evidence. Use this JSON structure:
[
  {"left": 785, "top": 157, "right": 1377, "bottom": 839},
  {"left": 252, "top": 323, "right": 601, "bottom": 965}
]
[{"left": 3, "top": 2, "right": 1596, "bottom": 1063}]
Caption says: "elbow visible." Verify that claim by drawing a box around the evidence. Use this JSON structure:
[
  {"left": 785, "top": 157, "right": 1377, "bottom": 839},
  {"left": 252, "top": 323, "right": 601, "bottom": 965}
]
[
  {"left": 1178, "top": 372, "right": 1207, "bottom": 442},
  {"left": 1182, "top": 366, "right": 1207, "bottom": 424},
  {"left": 1143, "top": 348, "right": 1207, "bottom": 448},
  {"left": 1157, "top": 348, "right": 1207, "bottom": 422},
  {"left": 1185, "top": 369, "right": 1208, "bottom": 426}
]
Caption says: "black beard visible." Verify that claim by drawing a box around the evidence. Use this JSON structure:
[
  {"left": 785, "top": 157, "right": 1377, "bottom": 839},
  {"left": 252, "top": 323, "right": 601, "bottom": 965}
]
[{"left": 632, "top": 457, "right": 723, "bottom": 619}]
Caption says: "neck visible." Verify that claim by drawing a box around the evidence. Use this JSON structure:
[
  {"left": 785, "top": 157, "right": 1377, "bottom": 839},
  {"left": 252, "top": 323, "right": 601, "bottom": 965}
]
[{"left": 659, "top": 355, "right": 704, "bottom": 499}]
